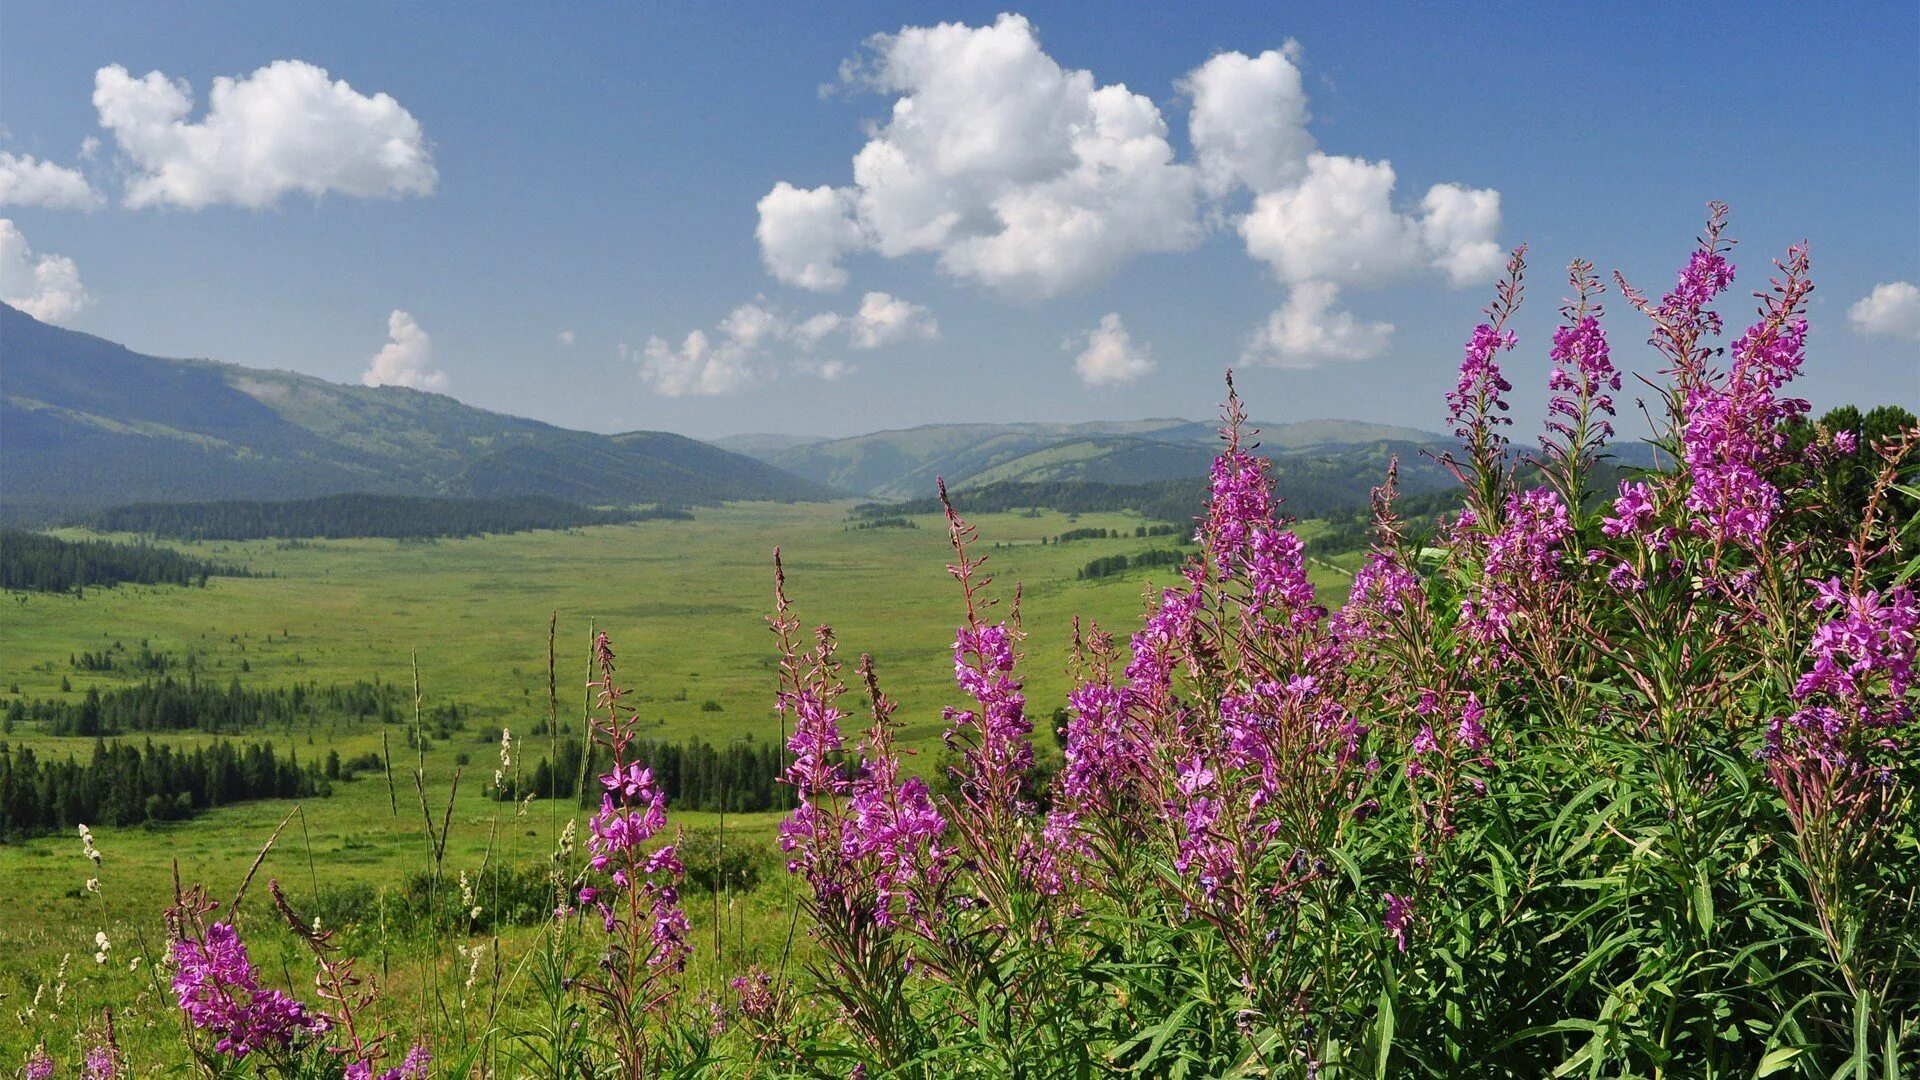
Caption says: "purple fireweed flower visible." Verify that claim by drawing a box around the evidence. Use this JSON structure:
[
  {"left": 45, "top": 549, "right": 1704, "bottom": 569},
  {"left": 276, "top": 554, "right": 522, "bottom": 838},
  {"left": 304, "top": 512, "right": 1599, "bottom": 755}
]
[
  {"left": 83, "top": 1044, "right": 118, "bottom": 1080},
  {"left": 1460, "top": 488, "right": 1572, "bottom": 655},
  {"left": 1543, "top": 310, "right": 1618, "bottom": 448},
  {"left": 1382, "top": 893, "right": 1413, "bottom": 952},
  {"left": 576, "top": 638, "right": 692, "bottom": 981},
  {"left": 1677, "top": 245, "right": 1813, "bottom": 547},
  {"left": 845, "top": 744, "right": 952, "bottom": 928},
  {"left": 1447, "top": 323, "right": 1518, "bottom": 443},
  {"left": 1601, "top": 481, "right": 1656, "bottom": 538},
  {"left": 1655, "top": 246, "right": 1736, "bottom": 343},
  {"left": 25, "top": 1047, "right": 54, "bottom": 1080},
  {"left": 1204, "top": 444, "right": 1275, "bottom": 573},
  {"left": 1332, "top": 550, "right": 1422, "bottom": 649},
  {"left": 1455, "top": 695, "right": 1489, "bottom": 751},
  {"left": 1017, "top": 809, "right": 1091, "bottom": 896},
  {"left": 171, "top": 922, "right": 325, "bottom": 1056},
  {"left": 1832, "top": 429, "right": 1858, "bottom": 455},
  {"left": 1059, "top": 681, "right": 1140, "bottom": 811},
  {"left": 946, "top": 621, "right": 1037, "bottom": 812},
  {"left": 1794, "top": 579, "right": 1917, "bottom": 721},
  {"left": 346, "top": 1043, "right": 431, "bottom": 1080}
]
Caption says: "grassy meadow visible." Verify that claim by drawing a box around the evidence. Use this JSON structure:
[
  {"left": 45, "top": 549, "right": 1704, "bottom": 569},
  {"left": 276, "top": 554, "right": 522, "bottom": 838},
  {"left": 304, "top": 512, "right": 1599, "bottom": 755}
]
[{"left": 1, "top": 500, "right": 1348, "bottom": 1058}]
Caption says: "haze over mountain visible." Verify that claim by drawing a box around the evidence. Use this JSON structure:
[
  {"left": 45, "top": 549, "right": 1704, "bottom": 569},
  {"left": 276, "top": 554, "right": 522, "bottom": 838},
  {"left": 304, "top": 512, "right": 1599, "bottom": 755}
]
[
  {"left": 1, "top": 300, "right": 1463, "bottom": 515},
  {"left": 0, "top": 302, "right": 833, "bottom": 512},
  {"left": 729, "top": 418, "right": 1447, "bottom": 499}
]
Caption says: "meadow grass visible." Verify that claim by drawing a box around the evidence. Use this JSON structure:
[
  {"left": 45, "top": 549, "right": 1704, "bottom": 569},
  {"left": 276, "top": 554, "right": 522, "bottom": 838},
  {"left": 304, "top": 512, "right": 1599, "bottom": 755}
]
[{"left": 0, "top": 501, "right": 1347, "bottom": 1058}]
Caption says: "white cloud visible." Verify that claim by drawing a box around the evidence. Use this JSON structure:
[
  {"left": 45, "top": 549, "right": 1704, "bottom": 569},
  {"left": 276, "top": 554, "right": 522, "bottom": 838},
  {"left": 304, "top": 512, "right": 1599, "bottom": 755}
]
[
  {"left": 634, "top": 329, "right": 761, "bottom": 397},
  {"left": 756, "top": 182, "right": 861, "bottom": 291},
  {"left": 1419, "top": 183, "right": 1504, "bottom": 286},
  {"left": 797, "top": 357, "right": 855, "bottom": 381},
  {"left": 1179, "top": 45, "right": 1311, "bottom": 196},
  {"left": 0, "top": 152, "right": 101, "bottom": 209},
  {"left": 1849, "top": 281, "right": 1920, "bottom": 341},
  {"left": 557, "top": 329, "right": 575, "bottom": 346},
  {"left": 93, "top": 60, "right": 436, "bottom": 209},
  {"left": 361, "top": 310, "right": 446, "bottom": 391},
  {"left": 758, "top": 20, "right": 1501, "bottom": 317},
  {"left": 1238, "top": 154, "right": 1422, "bottom": 286},
  {"left": 849, "top": 291, "right": 939, "bottom": 348},
  {"left": 638, "top": 292, "right": 940, "bottom": 395},
  {"left": 0, "top": 218, "right": 91, "bottom": 323},
  {"left": 760, "top": 14, "right": 1201, "bottom": 297},
  {"left": 1243, "top": 281, "right": 1393, "bottom": 368},
  {"left": 793, "top": 311, "right": 844, "bottom": 346},
  {"left": 1068, "top": 312, "right": 1154, "bottom": 386}
]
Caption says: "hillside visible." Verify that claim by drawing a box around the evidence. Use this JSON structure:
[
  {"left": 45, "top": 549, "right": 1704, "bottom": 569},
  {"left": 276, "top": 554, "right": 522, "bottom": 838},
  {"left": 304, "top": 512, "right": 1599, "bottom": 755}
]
[
  {"left": 750, "top": 417, "right": 1445, "bottom": 498},
  {"left": 0, "top": 303, "right": 832, "bottom": 511}
]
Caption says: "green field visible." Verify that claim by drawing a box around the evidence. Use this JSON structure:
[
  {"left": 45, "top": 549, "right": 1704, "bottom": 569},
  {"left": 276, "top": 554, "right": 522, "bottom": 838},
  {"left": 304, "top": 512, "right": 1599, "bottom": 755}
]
[{"left": 0, "top": 501, "right": 1349, "bottom": 1058}]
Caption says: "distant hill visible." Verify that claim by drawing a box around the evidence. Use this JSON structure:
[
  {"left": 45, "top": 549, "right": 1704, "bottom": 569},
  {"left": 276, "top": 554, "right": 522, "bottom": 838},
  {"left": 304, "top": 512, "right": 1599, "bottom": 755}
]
[
  {"left": 749, "top": 418, "right": 1446, "bottom": 499},
  {"left": 710, "top": 432, "right": 831, "bottom": 457},
  {"left": 0, "top": 302, "right": 833, "bottom": 512}
]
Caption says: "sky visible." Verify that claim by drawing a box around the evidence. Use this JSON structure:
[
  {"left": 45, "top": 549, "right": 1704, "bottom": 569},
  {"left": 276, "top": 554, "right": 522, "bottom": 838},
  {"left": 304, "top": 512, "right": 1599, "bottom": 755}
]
[{"left": 3, "top": 2, "right": 1916, "bottom": 440}]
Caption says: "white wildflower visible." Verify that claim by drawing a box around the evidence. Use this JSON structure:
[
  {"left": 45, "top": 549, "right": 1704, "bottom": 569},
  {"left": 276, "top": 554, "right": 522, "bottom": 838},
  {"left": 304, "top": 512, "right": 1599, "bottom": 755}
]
[
  {"left": 94, "top": 930, "right": 111, "bottom": 964},
  {"left": 78, "top": 824, "right": 101, "bottom": 865}
]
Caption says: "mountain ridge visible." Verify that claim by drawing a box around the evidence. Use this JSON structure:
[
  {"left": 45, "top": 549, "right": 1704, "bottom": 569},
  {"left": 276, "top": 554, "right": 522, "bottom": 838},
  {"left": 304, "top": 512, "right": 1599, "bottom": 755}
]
[
  {"left": 739, "top": 417, "right": 1447, "bottom": 498},
  {"left": 0, "top": 302, "right": 834, "bottom": 511}
]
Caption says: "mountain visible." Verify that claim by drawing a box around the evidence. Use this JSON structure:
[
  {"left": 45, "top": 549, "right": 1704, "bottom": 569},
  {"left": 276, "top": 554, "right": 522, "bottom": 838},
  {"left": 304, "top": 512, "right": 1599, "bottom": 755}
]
[
  {"left": 0, "top": 303, "right": 833, "bottom": 512},
  {"left": 709, "top": 432, "right": 830, "bottom": 457},
  {"left": 748, "top": 418, "right": 1446, "bottom": 499}
]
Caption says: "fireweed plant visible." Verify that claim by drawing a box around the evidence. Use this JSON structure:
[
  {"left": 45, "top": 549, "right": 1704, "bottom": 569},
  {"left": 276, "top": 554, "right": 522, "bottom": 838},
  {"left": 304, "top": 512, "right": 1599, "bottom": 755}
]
[
  {"left": 18, "top": 207, "right": 1917, "bottom": 1077},
  {"left": 756, "top": 208, "right": 1918, "bottom": 1077}
]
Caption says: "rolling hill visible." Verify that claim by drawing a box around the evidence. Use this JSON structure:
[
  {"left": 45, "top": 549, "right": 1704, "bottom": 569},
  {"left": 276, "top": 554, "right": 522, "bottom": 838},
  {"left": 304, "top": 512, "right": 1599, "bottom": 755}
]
[
  {"left": 739, "top": 417, "right": 1446, "bottom": 498},
  {"left": 0, "top": 302, "right": 833, "bottom": 513}
]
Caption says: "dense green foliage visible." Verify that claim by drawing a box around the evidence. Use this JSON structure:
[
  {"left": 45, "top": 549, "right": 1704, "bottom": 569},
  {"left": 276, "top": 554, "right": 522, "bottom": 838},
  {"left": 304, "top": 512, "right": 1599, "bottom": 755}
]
[
  {"left": 1075, "top": 546, "right": 1190, "bottom": 579},
  {"left": 0, "top": 738, "right": 329, "bottom": 838},
  {"left": 502, "top": 736, "right": 794, "bottom": 813},
  {"left": 0, "top": 529, "right": 246, "bottom": 593},
  {"left": 87, "top": 494, "right": 689, "bottom": 541},
  {"left": 7, "top": 677, "right": 404, "bottom": 736}
]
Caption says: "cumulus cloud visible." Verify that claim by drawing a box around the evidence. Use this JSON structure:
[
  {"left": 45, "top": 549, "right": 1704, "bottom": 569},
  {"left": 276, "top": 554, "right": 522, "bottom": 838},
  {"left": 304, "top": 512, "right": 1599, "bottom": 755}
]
[
  {"left": 0, "top": 218, "right": 91, "bottom": 323},
  {"left": 1237, "top": 155, "right": 1501, "bottom": 289},
  {"left": 759, "top": 14, "right": 1201, "bottom": 297},
  {"left": 1179, "top": 45, "right": 1311, "bottom": 196},
  {"left": 632, "top": 329, "right": 761, "bottom": 398},
  {"left": 93, "top": 60, "right": 436, "bottom": 209},
  {"left": 1419, "top": 184, "right": 1505, "bottom": 286},
  {"left": 637, "top": 292, "right": 940, "bottom": 395},
  {"left": 796, "top": 357, "right": 856, "bottom": 381},
  {"left": 0, "top": 152, "right": 101, "bottom": 209},
  {"left": 361, "top": 310, "right": 446, "bottom": 391},
  {"left": 757, "top": 19, "right": 1504, "bottom": 368},
  {"left": 1243, "top": 282, "right": 1393, "bottom": 368},
  {"left": 1849, "top": 281, "right": 1920, "bottom": 341},
  {"left": 557, "top": 329, "right": 575, "bottom": 346},
  {"left": 756, "top": 182, "right": 863, "bottom": 291},
  {"left": 849, "top": 291, "right": 939, "bottom": 348},
  {"left": 1068, "top": 312, "right": 1154, "bottom": 386}
]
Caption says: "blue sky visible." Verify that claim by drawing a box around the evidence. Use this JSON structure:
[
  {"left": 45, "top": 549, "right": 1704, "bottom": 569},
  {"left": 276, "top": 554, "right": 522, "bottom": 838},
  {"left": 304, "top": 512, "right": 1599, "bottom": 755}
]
[{"left": 3, "top": 2, "right": 1915, "bottom": 439}]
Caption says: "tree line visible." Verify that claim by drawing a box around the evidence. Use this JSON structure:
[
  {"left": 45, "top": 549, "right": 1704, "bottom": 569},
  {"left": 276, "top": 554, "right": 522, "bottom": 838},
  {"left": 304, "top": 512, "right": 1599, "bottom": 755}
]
[
  {"left": 502, "top": 735, "right": 795, "bottom": 813},
  {"left": 1076, "top": 548, "right": 1190, "bottom": 580},
  {"left": 0, "top": 737, "right": 330, "bottom": 839},
  {"left": 0, "top": 529, "right": 246, "bottom": 593},
  {"left": 86, "top": 493, "right": 691, "bottom": 541},
  {"left": 6, "top": 676, "right": 403, "bottom": 737}
]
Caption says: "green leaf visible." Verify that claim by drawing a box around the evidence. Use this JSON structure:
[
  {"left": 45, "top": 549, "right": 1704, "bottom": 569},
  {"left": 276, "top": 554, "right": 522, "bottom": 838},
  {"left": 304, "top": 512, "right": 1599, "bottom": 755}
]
[
  {"left": 1375, "top": 987, "right": 1396, "bottom": 1079},
  {"left": 1753, "top": 1046, "right": 1801, "bottom": 1076}
]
